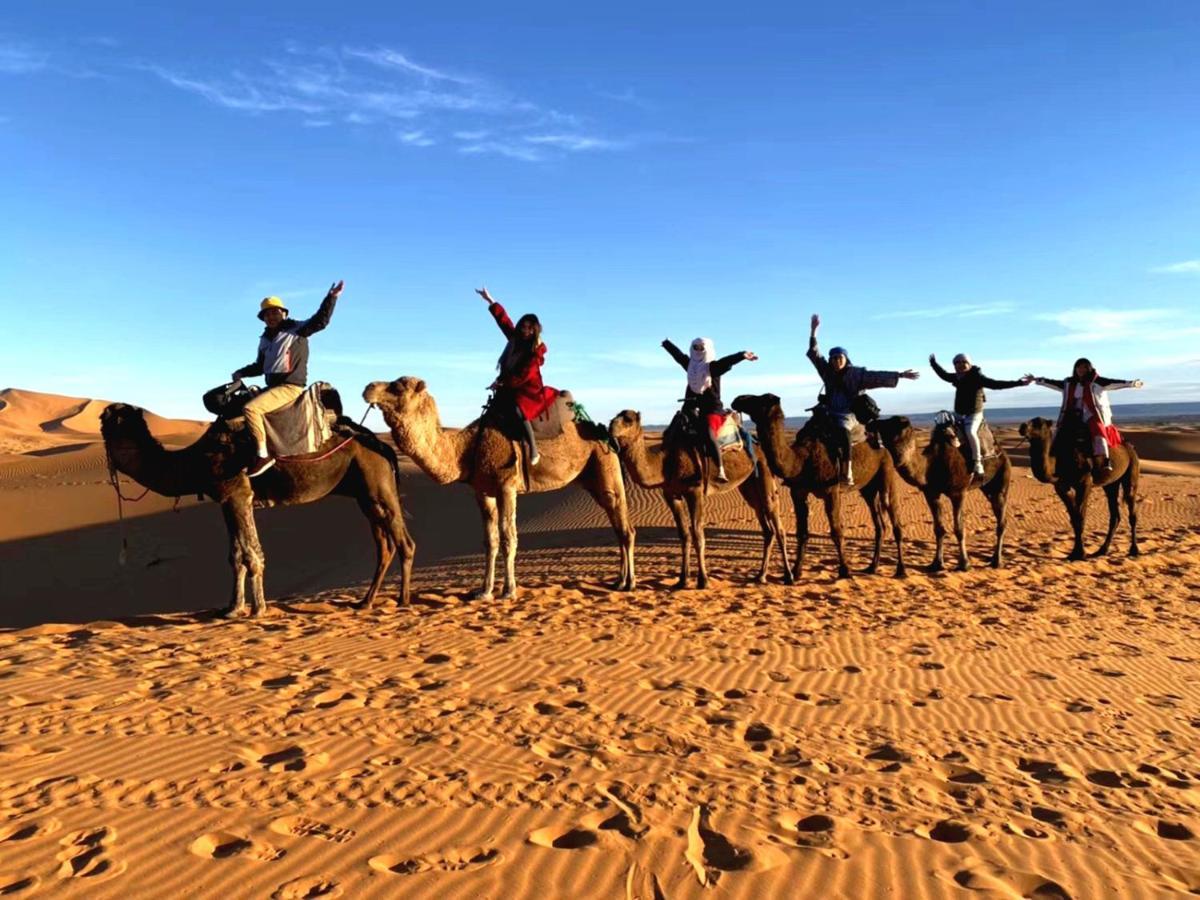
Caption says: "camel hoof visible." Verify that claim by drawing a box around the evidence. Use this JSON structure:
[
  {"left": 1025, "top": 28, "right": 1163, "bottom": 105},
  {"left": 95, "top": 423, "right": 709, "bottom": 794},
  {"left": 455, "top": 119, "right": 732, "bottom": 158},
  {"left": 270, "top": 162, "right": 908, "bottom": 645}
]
[
  {"left": 470, "top": 590, "right": 494, "bottom": 602},
  {"left": 752, "top": 574, "right": 769, "bottom": 585},
  {"left": 925, "top": 562, "right": 944, "bottom": 575},
  {"left": 696, "top": 578, "right": 710, "bottom": 590},
  {"left": 498, "top": 590, "right": 518, "bottom": 601},
  {"left": 218, "top": 606, "right": 248, "bottom": 620},
  {"left": 1067, "top": 551, "right": 1085, "bottom": 562},
  {"left": 863, "top": 565, "right": 879, "bottom": 576},
  {"left": 1089, "top": 549, "right": 1109, "bottom": 559},
  {"left": 836, "top": 568, "right": 851, "bottom": 581},
  {"left": 957, "top": 561, "right": 970, "bottom": 573},
  {"left": 782, "top": 573, "right": 796, "bottom": 586},
  {"left": 990, "top": 557, "right": 1002, "bottom": 569},
  {"left": 671, "top": 579, "right": 689, "bottom": 591},
  {"left": 1129, "top": 546, "right": 1141, "bottom": 558},
  {"left": 894, "top": 567, "right": 908, "bottom": 580}
]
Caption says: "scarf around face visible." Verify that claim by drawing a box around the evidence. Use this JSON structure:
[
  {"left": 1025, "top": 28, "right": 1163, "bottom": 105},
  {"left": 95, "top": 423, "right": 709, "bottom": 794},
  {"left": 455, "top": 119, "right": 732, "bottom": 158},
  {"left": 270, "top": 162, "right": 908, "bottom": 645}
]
[{"left": 687, "top": 337, "right": 715, "bottom": 394}]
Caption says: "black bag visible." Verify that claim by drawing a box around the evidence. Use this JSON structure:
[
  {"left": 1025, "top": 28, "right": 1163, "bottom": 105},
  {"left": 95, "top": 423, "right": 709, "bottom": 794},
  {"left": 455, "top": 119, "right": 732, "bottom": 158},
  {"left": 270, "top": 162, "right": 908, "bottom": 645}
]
[
  {"left": 203, "top": 379, "right": 258, "bottom": 419},
  {"left": 852, "top": 392, "right": 880, "bottom": 424}
]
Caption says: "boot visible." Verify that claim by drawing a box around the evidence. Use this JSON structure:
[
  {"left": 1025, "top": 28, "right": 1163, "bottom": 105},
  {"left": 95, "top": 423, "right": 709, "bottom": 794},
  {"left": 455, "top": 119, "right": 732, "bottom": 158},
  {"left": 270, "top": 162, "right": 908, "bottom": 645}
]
[{"left": 840, "top": 458, "right": 855, "bottom": 487}]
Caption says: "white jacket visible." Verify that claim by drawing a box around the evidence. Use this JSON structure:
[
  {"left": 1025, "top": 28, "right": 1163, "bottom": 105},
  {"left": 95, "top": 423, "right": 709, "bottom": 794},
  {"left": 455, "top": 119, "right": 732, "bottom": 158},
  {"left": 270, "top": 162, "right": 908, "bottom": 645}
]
[{"left": 1035, "top": 376, "right": 1137, "bottom": 428}]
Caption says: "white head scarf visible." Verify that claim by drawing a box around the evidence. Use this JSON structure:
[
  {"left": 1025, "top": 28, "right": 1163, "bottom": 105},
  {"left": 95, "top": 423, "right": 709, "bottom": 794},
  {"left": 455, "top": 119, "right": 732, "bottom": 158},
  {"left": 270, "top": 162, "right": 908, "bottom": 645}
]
[
  {"left": 687, "top": 337, "right": 715, "bottom": 394},
  {"left": 953, "top": 353, "right": 973, "bottom": 367}
]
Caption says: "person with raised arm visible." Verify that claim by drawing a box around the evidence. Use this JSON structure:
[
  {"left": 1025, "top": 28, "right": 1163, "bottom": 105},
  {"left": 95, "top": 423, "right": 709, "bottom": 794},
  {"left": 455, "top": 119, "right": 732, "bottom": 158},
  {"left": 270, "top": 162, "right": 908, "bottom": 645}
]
[
  {"left": 808, "top": 313, "right": 919, "bottom": 486},
  {"left": 929, "top": 352, "right": 1033, "bottom": 479}
]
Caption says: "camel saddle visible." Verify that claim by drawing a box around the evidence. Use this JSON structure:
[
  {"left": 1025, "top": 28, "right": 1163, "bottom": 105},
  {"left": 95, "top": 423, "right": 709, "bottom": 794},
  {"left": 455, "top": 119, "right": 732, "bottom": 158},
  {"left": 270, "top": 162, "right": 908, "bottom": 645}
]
[
  {"left": 666, "top": 408, "right": 747, "bottom": 455},
  {"left": 204, "top": 379, "right": 341, "bottom": 457},
  {"left": 483, "top": 389, "right": 578, "bottom": 442}
]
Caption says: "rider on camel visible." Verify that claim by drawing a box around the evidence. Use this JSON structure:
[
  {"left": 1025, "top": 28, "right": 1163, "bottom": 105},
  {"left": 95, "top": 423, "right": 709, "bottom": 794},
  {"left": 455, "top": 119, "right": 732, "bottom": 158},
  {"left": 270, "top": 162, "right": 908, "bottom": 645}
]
[
  {"left": 929, "top": 353, "right": 1033, "bottom": 479},
  {"left": 1029, "top": 358, "right": 1143, "bottom": 473}
]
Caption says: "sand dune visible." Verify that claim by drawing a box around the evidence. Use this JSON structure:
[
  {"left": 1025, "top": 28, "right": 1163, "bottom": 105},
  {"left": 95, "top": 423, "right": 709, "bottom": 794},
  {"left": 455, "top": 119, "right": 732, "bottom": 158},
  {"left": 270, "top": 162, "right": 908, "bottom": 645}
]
[{"left": 1, "top": 396, "right": 1198, "bottom": 897}]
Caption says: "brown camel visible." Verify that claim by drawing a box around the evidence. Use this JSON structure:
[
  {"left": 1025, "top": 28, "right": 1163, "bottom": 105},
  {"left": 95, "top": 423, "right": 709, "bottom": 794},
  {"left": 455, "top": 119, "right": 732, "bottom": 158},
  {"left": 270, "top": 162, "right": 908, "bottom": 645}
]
[
  {"left": 363, "top": 377, "right": 635, "bottom": 599},
  {"left": 1019, "top": 416, "right": 1140, "bottom": 560},
  {"left": 872, "top": 416, "right": 1011, "bottom": 571},
  {"left": 731, "top": 394, "right": 906, "bottom": 579},
  {"left": 607, "top": 410, "right": 792, "bottom": 589},
  {"left": 100, "top": 403, "right": 414, "bottom": 617}
]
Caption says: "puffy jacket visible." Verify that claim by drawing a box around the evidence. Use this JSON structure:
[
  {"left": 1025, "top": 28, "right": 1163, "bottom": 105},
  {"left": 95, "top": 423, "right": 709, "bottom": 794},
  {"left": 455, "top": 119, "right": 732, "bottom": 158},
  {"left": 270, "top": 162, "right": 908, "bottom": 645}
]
[
  {"left": 807, "top": 336, "right": 900, "bottom": 415},
  {"left": 930, "top": 359, "right": 1026, "bottom": 415}
]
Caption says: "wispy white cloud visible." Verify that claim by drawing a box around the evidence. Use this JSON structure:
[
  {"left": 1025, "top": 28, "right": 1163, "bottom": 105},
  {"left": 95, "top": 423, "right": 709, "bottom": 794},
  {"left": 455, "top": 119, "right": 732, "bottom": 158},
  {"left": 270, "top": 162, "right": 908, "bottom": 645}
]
[
  {"left": 342, "top": 47, "right": 473, "bottom": 86},
  {"left": 1150, "top": 259, "right": 1200, "bottom": 274},
  {"left": 398, "top": 129, "right": 435, "bottom": 147},
  {"left": 0, "top": 40, "right": 49, "bottom": 74},
  {"left": 141, "top": 45, "right": 632, "bottom": 163},
  {"left": 1035, "top": 307, "right": 1180, "bottom": 345},
  {"left": 596, "top": 87, "right": 653, "bottom": 110},
  {"left": 525, "top": 133, "right": 625, "bottom": 151},
  {"left": 872, "top": 302, "right": 1015, "bottom": 321}
]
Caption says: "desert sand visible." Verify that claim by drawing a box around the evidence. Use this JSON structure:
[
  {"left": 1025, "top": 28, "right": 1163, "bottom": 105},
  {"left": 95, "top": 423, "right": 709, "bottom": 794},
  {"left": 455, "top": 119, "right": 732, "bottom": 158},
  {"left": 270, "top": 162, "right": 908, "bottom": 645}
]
[{"left": 1, "top": 388, "right": 1198, "bottom": 898}]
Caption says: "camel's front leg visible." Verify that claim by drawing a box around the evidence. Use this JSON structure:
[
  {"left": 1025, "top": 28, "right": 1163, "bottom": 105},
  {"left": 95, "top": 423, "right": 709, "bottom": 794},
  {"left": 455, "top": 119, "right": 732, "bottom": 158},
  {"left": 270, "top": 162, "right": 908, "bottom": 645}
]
[
  {"left": 667, "top": 495, "right": 691, "bottom": 589},
  {"left": 1125, "top": 465, "right": 1140, "bottom": 557},
  {"left": 219, "top": 500, "right": 249, "bottom": 617},
  {"left": 497, "top": 486, "right": 519, "bottom": 600},
  {"left": 859, "top": 485, "right": 883, "bottom": 576},
  {"left": 580, "top": 457, "right": 637, "bottom": 591},
  {"left": 686, "top": 491, "right": 710, "bottom": 589},
  {"left": 792, "top": 487, "right": 810, "bottom": 580},
  {"left": 1063, "top": 482, "right": 1089, "bottom": 561},
  {"left": 1092, "top": 484, "right": 1120, "bottom": 558},
  {"left": 951, "top": 492, "right": 970, "bottom": 571},
  {"left": 823, "top": 491, "right": 850, "bottom": 579},
  {"left": 984, "top": 481, "right": 1007, "bottom": 569},
  {"left": 925, "top": 491, "right": 946, "bottom": 573},
  {"left": 737, "top": 478, "right": 774, "bottom": 584},
  {"left": 474, "top": 493, "right": 499, "bottom": 600}
]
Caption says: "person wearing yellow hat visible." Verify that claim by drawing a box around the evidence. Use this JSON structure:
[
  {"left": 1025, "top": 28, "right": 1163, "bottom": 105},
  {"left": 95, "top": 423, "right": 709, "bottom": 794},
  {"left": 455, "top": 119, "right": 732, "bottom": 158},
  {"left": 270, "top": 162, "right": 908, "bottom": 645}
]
[{"left": 232, "top": 280, "right": 344, "bottom": 476}]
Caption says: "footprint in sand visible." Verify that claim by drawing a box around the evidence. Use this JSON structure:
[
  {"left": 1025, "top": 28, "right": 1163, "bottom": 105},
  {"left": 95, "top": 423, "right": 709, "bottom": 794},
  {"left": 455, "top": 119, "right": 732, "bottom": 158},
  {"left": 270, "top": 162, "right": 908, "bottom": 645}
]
[
  {"left": 685, "top": 806, "right": 783, "bottom": 887},
  {"left": 777, "top": 812, "right": 847, "bottom": 858},
  {"left": 0, "top": 818, "right": 60, "bottom": 843},
  {"left": 1134, "top": 819, "right": 1194, "bottom": 841},
  {"left": 237, "top": 744, "right": 330, "bottom": 773},
  {"left": 528, "top": 825, "right": 598, "bottom": 849},
  {"left": 947, "top": 858, "right": 1071, "bottom": 898},
  {"left": 271, "top": 875, "right": 342, "bottom": 899},
  {"left": 310, "top": 689, "right": 365, "bottom": 711},
  {"left": 188, "top": 831, "right": 285, "bottom": 861},
  {"left": 0, "top": 873, "right": 40, "bottom": 895},
  {"left": 56, "top": 827, "right": 125, "bottom": 880},
  {"left": 368, "top": 846, "right": 501, "bottom": 874},
  {"left": 917, "top": 820, "right": 973, "bottom": 843},
  {"left": 269, "top": 817, "right": 356, "bottom": 844}
]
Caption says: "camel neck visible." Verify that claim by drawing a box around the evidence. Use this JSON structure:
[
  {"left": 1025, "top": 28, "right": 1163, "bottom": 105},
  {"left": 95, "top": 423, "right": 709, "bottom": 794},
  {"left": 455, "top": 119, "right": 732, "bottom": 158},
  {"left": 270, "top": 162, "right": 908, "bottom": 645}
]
[
  {"left": 754, "top": 410, "right": 804, "bottom": 480},
  {"left": 391, "top": 414, "right": 473, "bottom": 485},
  {"left": 619, "top": 432, "right": 667, "bottom": 488},
  {"left": 1027, "top": 434, "right": 1058, "bottom": 484},
  {"left": 106, "top": 427, "right": 208, "bottom": 498}
]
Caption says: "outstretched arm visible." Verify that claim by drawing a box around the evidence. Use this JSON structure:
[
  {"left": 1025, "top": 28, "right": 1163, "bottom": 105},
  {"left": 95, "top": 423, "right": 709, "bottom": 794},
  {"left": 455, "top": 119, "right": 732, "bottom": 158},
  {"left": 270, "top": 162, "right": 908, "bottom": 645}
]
[
  {"left": 928, "top": 354, "right": 955, "bottom": 383},
  {"left": 710, "top": 350, "right": 757, "bottom": 378},
  {"left": 476, "top": 287, "right": 515, "bottom": 339},
  {"left": 661, "top": 339, "right": 689, "bottom": 370},
  {"left": 1030, "top": 376, "right": 1065, "bottom": 392},
  {"left": 807, "top": 313, "right": 829, "bottom": 378},
  {"left": 1096, "top": 376, "right": 1144, "bottom": 391},
  {"left": 980, "top": 373, "right": 1034, "bottom": 390},
  {"left": 295, "top": 280, "right": 344, "bottom": 338}
]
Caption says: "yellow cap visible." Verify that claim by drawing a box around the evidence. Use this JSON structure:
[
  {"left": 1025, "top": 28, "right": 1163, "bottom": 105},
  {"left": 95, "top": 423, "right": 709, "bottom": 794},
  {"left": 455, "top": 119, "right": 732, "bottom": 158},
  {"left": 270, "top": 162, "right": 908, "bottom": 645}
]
[{"left": 258, "top": 296, "right": 289, "bottom": 320}]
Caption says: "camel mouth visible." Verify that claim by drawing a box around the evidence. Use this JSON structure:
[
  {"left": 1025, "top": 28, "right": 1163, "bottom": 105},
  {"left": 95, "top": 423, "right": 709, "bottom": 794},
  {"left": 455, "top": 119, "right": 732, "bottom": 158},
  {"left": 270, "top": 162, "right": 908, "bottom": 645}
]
[{"left": 362, "top": 382, "right": 388, "bottom": 405}]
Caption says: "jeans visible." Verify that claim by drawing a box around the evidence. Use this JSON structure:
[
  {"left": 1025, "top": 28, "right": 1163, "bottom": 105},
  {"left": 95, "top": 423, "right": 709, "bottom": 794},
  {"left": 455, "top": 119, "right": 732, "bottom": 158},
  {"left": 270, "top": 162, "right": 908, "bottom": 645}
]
[{"left": 958, "top": 412, "right": 984, "bottom": 471}]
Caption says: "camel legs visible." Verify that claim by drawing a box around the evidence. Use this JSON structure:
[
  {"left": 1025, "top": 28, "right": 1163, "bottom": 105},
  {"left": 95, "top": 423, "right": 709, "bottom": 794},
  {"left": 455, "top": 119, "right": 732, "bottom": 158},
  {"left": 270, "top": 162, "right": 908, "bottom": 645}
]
[
  {"left": 858, "top": 485, "right": 884, "bottom": 576},
  {"left": 1125, "top": 462, "right": 1140, "bottom": 557},
  {"left": 822, "top": 490, "right": 851, "bottom": 580},
  {"left": 474, "top": 493, "right": 500, "bottom": 600},
  {"left": 579, "top": 455, "right": 637, "bottom": 591},
  {"left": 925, "top": 491, "right": 947, "bottom": 573},
  {"left": 667, "top": 494, "right": 696, "bottom": 592},
  {"left": 791, "top": 487, "right": 810, "bottom": 580},
  {"left": 1060, "top": 482, "right": 1090, "bottom": 561},
  {"left": 360, "top": 524, "right": 396, "bottom": 609},
  {"left": 882, "top": 471, "right": 906, "bottom": 578},
  {"left": 950, "top": 492, "right": 970, "bottom": 571},
  {"left": 219, "top": 492, "right": 266, "bottom": 617},
  {"left": 983, "top": 480, "right": 1008, "bottom": 569},
  {"left": 497, "top": 486, "right": 520, "bottom": 600},
  {"left": 737, "top": 476, "right": 793, "bottom": 585},
  {"left": 685, "top": 490, "right": 711, "bottom": 589},
  {"left": 1092, "top": 483, "right": 1122, "bottom": 558}
]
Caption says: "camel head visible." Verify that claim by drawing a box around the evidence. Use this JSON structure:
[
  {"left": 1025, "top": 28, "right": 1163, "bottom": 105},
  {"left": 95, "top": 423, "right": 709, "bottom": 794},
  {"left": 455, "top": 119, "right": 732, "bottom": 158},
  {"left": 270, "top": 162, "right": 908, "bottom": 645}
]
[
  {"left": 363, "top": 377, "right": 438, "bottom": 430},
  {"left": 929, "top": 416, "right": 961, "bottom": 450},
  {"left": 607, "top": 410, "right": 645, "bottom": 451},
  {"left": 1019, "top": 416, "right": 1054, "bottom": 442},
  {"left": 870, "top": 415, "right": 916, "bottom": 454},
  {"left": 100, "top": 402, "right": 152, "bottom": 445},
  {"left": 731, "top": 393, "right": 782, "bottom": 423}
]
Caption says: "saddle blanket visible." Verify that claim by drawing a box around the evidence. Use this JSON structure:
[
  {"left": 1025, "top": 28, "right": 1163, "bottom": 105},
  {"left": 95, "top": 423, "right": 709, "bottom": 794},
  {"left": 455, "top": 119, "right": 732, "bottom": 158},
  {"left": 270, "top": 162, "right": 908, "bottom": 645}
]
[
  {"left": 528, "top": 390, "right": 577, "bottom": 440},
  {"left": 263, "top": 383, "right": 336, "bottom": 457}
]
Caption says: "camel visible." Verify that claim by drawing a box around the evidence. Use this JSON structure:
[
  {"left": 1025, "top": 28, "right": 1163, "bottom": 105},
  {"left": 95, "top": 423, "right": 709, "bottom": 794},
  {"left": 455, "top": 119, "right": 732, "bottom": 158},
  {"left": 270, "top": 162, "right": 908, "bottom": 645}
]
[
  {"left": 100, "top": 403, "right": 414, "bottom": 617},
  {"left": 1019, "top": 416, "right": 1140, "bottom": 560},
  {"left": 607, "top": 410, "right": 791, "bottom": 589},
  {"left": 872, "top": 416, "right": 1010, "bottom": 572},
  {"left": 731, "top": 394, "right": 906, "bottom": 579},
  {"left": 363, "top": 377, "right": 635, "bottom": 599}
]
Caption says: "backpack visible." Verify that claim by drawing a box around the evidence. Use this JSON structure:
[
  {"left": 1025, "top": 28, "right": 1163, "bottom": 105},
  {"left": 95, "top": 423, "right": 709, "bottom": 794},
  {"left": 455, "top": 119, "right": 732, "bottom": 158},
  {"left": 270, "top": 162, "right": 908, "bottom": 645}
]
[
  {"left": 852, "top": 392, "right": 881, "bottom": 424},
  {"left": 203, "top": 379, "right": 259, "bottom": 419}
]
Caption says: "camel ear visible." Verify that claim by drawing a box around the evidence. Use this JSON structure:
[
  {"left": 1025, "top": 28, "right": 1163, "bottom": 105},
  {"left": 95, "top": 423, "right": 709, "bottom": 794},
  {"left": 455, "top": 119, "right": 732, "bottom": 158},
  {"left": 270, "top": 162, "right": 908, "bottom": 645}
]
[
  {"left": 1018, "top": 422, "right": 1028, "bottom": 437},
  {"left": 414, "top": 380, "right": 426, "bottom": 393}
]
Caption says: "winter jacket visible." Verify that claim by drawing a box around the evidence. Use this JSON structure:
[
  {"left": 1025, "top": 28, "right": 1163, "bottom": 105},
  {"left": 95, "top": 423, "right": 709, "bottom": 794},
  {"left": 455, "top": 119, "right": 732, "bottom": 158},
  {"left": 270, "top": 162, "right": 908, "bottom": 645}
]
[
  {"left": 931, "top": 359, "right": 1026, "bottom": 415},
  {"left": 1034, "top": 376, "right": 1137, "bottom": 430},
  {"left": 234, "top": 290, "right": 338, "bottom": 387},
  {"left": 807, "top": 336, "right": 900, "bottom": 415},
  {"left": 490, "top": 302, "right": 557, "bottom": 420},
  {"left": 663, "top": 340, "right": 751, "bottom": 415}
]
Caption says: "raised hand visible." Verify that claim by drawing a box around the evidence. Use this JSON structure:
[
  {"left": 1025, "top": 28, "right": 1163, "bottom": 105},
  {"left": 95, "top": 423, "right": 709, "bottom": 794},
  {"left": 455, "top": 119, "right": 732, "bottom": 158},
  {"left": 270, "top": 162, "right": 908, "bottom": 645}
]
[
  {"left": 810, "top": 313, "right": 820, "bottom": 333},
  {"left": 1132, "top": 379, "right": 1145, "bottom": 388},
  {"left": 900, "top": 369, "right": 920, "bottom": 380},
  {"left": 744, "top": 351, "right": 759, "bottom": 361},
  {"left": 328, "top": 280, "right": 345, "bottom": 299},
  {"left": 929, "top": 353, "right": 937, "bottom": 366},
  {"left": 476, "top": 286, "right": 494, "bottom": 303},
  {"left": 1020, "top": 374, "right": 1035, "bottom": 385}
]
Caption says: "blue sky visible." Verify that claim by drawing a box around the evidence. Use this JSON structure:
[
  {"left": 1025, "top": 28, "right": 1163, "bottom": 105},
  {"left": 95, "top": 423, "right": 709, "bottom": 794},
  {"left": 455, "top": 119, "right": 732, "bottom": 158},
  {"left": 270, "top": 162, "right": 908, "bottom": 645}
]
[{"left": 3, "top": 2, "right": 1198, "bottom": 426}]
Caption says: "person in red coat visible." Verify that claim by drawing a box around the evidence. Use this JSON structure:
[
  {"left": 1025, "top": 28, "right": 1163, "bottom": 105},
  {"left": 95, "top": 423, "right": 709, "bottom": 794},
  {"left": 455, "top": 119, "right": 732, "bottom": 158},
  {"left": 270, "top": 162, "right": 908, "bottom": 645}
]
[{"left": 476, "top": 286, "right": 558, "bottom": 466}]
